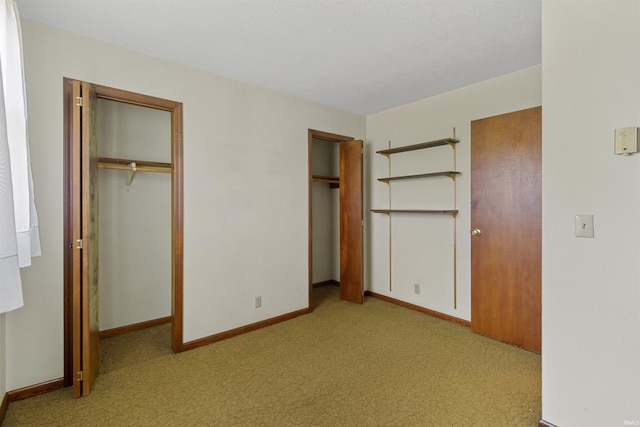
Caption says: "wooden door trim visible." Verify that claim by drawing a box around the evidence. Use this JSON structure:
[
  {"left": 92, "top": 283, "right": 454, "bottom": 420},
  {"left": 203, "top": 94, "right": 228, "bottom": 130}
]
[
  {"left": 63, "top": 78, "right": 185, "bottom": 387},
  {"left": 63, "top": 79, "right": 78, "bottom": 387},
  {"left": 78, "top": 81, "right": 100, "bottom": 396},
  {"left": 308, "top": 129, "right": 354, "bottom": 309}
]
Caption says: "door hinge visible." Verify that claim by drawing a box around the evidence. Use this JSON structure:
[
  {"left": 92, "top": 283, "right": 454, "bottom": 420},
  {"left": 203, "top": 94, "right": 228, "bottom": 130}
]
[
  {"left": 76, "top": 239, "right": 83, "bottom": 249},
  {"left": 77, "top": 370, "right": 83, "bottom": 382},
  {"left": 362, "top": 220, "right": 365, "bottom": 227},
  {"left": 76, "top": 96, "right": 83, "bottom": 107}
]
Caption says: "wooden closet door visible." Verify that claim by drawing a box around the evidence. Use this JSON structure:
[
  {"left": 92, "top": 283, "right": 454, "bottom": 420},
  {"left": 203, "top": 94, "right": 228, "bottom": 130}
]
[
  {"left": 71, "top": 81, "right": 101, "bottom": 397},
  {"left": 340, "top": 139, "right": 363, "bottom": 304},
  {"left": 470, "top": 106, "right": 542, "bottom": 353}
]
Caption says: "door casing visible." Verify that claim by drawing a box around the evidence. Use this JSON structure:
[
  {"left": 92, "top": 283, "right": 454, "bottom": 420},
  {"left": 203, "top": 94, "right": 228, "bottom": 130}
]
[{"left": 63, "top": 78, "right": 185, "bottom": 393}]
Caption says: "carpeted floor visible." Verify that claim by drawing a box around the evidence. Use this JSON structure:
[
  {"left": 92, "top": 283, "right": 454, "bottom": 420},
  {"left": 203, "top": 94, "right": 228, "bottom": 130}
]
[{"left": 3, "top": 286, "right": 541, "bottom": 426}]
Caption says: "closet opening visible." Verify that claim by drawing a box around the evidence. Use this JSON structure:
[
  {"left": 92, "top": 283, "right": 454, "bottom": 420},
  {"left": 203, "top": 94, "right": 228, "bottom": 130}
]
[
  {"left": 308, "top": 129, "right": 363, "bottom": 308},
  {"left": 63, "top": 79, "right": 184, "bottom": 397},
  {"left": 96, "top": 97, "right": 173, "bottom": 348}
]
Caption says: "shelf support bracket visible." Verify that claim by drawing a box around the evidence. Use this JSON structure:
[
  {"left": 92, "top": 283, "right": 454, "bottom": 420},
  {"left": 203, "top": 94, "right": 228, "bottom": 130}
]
[{"left": 127, "top": 162, "right": 137, "bottom": 187}]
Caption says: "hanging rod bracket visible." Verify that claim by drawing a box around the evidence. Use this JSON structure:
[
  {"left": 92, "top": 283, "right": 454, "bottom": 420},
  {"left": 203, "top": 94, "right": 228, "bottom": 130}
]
[{"left": 128, "top": 162, "right": 137, "bottom": 186}]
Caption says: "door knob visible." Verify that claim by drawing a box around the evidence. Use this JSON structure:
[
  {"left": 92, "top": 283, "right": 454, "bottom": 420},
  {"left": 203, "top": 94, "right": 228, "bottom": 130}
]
[{"left": 471, "top": 228, "right": 482, "bottom": 236}]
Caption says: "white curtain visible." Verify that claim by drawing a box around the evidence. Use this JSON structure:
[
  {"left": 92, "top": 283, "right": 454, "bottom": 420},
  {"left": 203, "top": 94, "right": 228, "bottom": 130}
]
[{"left": 0, "top": 0, "right": 40, "bottom": 313}]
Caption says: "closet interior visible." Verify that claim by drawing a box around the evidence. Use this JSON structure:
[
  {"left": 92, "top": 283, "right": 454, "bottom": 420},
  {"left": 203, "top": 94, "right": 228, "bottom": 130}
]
[
  {"left": 311, "top": 138, "right": 340, "bottom": 292},
  {"left": 96, "top": 98, "right": 172, "bottom": 341}
]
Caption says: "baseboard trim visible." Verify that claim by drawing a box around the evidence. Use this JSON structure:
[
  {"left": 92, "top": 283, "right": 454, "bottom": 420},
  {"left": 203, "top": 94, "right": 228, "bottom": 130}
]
[
  {"left": 365, "top": 291, "right": 471, "bottom": 327},
  {"left": 0, "top": 392, "right": 7, "bottom": 424},
  {"left": 312, "top": 280, "right": 340, "bottom": 288},
  {"left": 181, "top": 307, "right": 312, "bottom": 351},
  {"left": 7, "top": 378, "right": 65, "bottom": 403},
  {"left": 99, "top": 316, "right": 173, "bottom": 339},
  {"left": 538, "top": 420, "right": 558, "bottom": 427}
]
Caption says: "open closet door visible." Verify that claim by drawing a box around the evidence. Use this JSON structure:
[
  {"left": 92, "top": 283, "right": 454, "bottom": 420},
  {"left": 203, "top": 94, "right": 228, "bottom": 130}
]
[
  {"left": 71, "top": 81, "right": 100, "bottom": 397},
  {"left": 340, "top": 139, "right": 364, "bottom": 304}
]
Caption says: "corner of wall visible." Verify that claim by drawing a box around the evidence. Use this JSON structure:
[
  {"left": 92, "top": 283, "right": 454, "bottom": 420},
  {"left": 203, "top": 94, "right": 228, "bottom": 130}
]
[{"left": 541, "top": 1, "right": 640, "bottom": 425}]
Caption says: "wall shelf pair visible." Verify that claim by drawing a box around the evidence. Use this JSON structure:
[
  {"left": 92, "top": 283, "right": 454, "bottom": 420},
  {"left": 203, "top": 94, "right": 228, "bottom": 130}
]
[{"left": 372, "top": 136, "right": 460, "bottom": 308}]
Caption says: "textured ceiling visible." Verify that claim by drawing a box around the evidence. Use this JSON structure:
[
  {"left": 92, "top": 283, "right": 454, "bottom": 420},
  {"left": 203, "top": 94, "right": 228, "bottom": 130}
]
[{"left": 15, "top": 0, "right": 541, "bottom": 115}]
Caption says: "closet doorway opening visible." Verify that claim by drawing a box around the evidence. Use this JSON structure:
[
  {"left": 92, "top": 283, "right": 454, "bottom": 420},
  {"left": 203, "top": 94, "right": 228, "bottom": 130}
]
[
  {"left": 308, "top": 129, "right": 363, "bottom": 308},
  {"left": 63, "top": 79, "right": 184, "bottom": 397}
]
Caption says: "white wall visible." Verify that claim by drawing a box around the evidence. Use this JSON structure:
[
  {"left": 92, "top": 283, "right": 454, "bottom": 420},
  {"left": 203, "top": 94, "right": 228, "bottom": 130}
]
[
  {"left": 5, "top": 19, "right": 365, "bottom": 391},
  {"left": 367, "top": 65, "right": 541, "bottom": 320},
  {"left": 311, "top": 180, "right": 332, "bottom": 283},
  {"left": 541, "top": 1, "right": 640, "bottom": 425},
  {"left": 97, "top": 99, "right": 172, "bottom": 330}
]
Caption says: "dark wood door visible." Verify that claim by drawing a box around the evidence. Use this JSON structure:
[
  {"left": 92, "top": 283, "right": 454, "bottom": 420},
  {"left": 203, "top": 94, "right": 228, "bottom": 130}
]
[
  {"left": 340, "top": 139, "right": 363, "bottom": 304},
  {"left": 470, "top": 106, "right": 542, "bottom": 353},
  {"left": 72, "top": 81, "right": 100, "bottom": 396}
]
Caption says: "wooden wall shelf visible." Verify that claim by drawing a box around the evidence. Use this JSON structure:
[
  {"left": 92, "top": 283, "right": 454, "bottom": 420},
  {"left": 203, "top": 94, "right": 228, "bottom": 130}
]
[
  {"left": 377, "top": 171, "right": 460, "bottom": 182},
  {"left": 312, "top": 175, "right": 339, "bottom": 188},
  {"left": 376, "top": 138, "right": 459, "bottom": 155},
  {"left": 371, "top": 209, "right": 458, "bottom": 215}
]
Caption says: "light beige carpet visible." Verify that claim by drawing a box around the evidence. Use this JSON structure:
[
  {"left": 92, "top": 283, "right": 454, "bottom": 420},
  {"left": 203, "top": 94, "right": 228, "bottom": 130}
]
[{"left": 4, "top": 286, "right": 541, "bottom": 426}]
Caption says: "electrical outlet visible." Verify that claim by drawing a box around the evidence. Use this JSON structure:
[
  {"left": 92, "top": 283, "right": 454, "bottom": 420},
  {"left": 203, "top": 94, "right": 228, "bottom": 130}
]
[
  {"left": 414, "top": 283, "right": 421, "bottom": 295},
  {"left": 255, "top": 296, "right": 262, "bottom": 308}
]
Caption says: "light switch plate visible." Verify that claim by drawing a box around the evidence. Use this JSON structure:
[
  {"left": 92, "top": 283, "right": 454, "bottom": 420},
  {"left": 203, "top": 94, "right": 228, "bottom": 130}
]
[{"left": 575, "top": 214, "right": 594, "bottom": 238}]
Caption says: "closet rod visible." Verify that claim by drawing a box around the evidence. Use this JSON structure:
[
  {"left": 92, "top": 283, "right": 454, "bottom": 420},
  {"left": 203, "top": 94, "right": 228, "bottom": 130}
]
[{"left": 98, "top": 157, "right": 172, "bottom": 174}]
